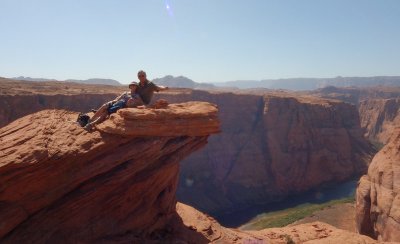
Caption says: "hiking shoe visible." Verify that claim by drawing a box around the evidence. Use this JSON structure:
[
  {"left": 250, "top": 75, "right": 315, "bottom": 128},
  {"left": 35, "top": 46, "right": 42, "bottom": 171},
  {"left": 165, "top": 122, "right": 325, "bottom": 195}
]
[{"left": 84, "top": 123, "right": 93, "bottom": 132}]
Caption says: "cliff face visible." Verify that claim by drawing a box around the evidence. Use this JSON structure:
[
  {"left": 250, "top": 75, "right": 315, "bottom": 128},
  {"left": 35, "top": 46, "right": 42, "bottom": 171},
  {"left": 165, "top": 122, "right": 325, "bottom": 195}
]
[
  {"left": 0, "top": 102, "right": 219, "bottom": 243},
  {"left": 356, "top": 129, "right": 400, "bottom": 242},
  {"left": 0, "top": 104, "right": 382, "bottom": 243},
  {"left": 0, "top": 94, "right": 118, "bottom": 127},
  {"left": 309, "top": 86, "right": 400, "bottom": 145},
  {"left": 154, "top": 91, "right": 374, "bottom": 213},
  {"left": 0, "top": 80, "right": 374, "bottom": 215},
  {"left": 0, "top": 77, "right": 126, "bottom": 127},
  {"left": 359, "top": 98, "right": 400, "bottom": 145}
]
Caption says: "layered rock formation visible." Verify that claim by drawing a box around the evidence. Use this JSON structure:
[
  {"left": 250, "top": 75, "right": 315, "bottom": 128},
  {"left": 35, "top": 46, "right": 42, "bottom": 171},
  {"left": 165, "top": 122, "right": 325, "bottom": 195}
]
[
  {"left": 153, "top": 91, "right": 374, "bottom": 213},
  {"left": 0, "top": 102, "right": 219, "bottom": 243},
  {"left": 0, "top": 103, "right": 384, "bottom": 243},
  {"left": 0, "top": 79, "right": 374, "bottom": 215},
  {"left": 309, "top": 86, "right": 400, "bottom": 145},
  {"left": 0, "top": 77, "right": 125, "bottom": 127},
  {"left": 356, "top": 129, "right": 400, "bottom": 242},
  {"left": 359, "top": 99, "right": 400, "bottom": 145},
  {"left": 172, "top": 202, "right": 381, "bottom": 244}
]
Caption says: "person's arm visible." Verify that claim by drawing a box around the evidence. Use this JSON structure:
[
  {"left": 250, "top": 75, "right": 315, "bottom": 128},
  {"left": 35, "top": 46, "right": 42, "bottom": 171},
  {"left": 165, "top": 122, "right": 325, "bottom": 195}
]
[
  {"left": 158, "top": 85, "right": 169, "bottom": 91},
  {"left": 126, "top": 95, "right": 144, "bottom": 108},
  {"left": 152, "top": 83, "right": 169, "bottom": 92},
  {"left": 113, "top": 92, "right": 125, "bottom": 102}
]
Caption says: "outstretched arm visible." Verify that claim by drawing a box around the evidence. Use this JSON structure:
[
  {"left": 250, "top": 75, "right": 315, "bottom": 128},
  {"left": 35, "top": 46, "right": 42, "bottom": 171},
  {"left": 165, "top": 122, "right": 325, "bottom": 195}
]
[
  {"left": 155, "top": 85, "right": 169, "bottom": 91},
  {"left": 159, "top": 85, "right": 169, "bottom": 91}
]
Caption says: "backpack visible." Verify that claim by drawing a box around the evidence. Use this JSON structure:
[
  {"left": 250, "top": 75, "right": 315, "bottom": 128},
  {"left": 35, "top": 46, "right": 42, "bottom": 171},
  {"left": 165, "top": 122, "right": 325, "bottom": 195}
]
[{"left": 77, "top": 113, "right": 90, "bottom": 127}]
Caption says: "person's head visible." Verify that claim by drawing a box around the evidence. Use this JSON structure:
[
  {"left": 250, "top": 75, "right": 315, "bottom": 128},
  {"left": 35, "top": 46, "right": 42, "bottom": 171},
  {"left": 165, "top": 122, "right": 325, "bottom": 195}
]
[
  {"left": 128, "top": 81, "right": 139, "bottom": 91},
  {"left": 137, "top": 70, "right": 147, "bottom": 83}
]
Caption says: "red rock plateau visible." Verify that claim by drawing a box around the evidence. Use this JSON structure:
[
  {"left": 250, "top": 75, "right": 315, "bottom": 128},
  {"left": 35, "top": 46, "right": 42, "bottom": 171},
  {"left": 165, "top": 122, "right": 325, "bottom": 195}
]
[
  {"left": 0, "top": 104, "right": 385, "bottom": 243},
  {"left": 0, "top": 78, "right": 375, "bottom": 214},
  {"left": 356, "top": 128, "right": 400, "bottom": 242}
]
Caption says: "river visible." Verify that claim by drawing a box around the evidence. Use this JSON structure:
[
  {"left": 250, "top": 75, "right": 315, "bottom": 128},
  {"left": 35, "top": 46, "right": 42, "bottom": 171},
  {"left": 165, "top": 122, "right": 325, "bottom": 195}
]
[{"left": 213, "top": 179, "right": 358, "bottom": 228}]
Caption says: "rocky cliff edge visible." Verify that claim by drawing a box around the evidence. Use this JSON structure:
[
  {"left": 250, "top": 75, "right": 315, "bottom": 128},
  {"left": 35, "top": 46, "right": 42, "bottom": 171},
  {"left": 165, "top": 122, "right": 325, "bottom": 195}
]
[
  {"left": 0, "top": 101, "right": 385, "bottom": 243},
  {"left": 0, "top": 102, "right": 219, "bottom": 243},
  {"left": 356, "top": 128, "right": 400, "bottom": 242}
]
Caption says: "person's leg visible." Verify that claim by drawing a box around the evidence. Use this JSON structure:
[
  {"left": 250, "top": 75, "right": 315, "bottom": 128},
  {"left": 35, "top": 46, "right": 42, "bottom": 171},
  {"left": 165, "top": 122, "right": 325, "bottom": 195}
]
[
  {"left": 84, "top": 100, "right": 125, "bottom": 131},
  {"left": 84, "top": 113, "right": 109, "bottom": 131},
  {"left": 90, "top": 102, "right": 110, "bottom": 122},
  {"left": 107, "top": 100, "right": 126, "bottom": 114}
]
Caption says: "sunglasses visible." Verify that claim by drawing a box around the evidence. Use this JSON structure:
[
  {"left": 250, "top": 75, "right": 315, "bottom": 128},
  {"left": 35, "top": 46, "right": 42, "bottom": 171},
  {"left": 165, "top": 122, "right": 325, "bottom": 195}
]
[{"left": 138, "top": 75, "right": 145, "bottom": 78}]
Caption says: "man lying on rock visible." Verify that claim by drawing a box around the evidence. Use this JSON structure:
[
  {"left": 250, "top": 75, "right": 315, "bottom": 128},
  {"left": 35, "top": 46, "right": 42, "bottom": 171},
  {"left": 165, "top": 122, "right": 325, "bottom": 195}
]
[{"left": 81, "top": 70, "right": 168, "bottom": 131}]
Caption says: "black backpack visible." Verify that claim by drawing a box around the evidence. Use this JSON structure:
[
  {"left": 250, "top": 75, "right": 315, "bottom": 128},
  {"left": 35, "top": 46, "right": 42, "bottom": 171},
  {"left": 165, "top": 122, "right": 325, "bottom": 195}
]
[{"left": 77, "top": 113, "right": 90, "bottom": 127}]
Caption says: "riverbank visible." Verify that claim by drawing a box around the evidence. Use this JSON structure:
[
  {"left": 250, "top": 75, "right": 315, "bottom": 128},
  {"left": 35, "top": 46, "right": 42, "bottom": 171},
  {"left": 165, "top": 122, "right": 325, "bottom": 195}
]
[
  {"left": 214, "top": 179, "right": 357, "bottom": 228},
  {"left": 239, "top": 197, "right": 355, "bottom": 231}
]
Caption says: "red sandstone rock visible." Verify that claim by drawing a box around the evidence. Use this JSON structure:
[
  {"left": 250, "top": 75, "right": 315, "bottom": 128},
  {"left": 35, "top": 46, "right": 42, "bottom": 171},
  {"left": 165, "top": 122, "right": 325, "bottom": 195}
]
[
  {"left": 0, "top": 103, "right": 219, "bottom": 243},
  {"left": 309, "top": 86, "right": 400, "bottom": 145},
  {"left": 356, "top": 129, "right": 400, "bottom": 242},
  {"left": 0, "top": 79, "right": 375, "bottom": 215},
  {"left": 359, "top": 98, "right": 400, "bottom": 145},
  {"left": 155, "top": 91, "right": 374, "bottom": 213},
  {"left": 98, "top": 102, "right": 220, "bottom": 136},
  {"left": 0, "top": 94, "right": 388, "bottom": 243},
  {"left": 169, "top": 203, "right": 384, "bottom": 244}
]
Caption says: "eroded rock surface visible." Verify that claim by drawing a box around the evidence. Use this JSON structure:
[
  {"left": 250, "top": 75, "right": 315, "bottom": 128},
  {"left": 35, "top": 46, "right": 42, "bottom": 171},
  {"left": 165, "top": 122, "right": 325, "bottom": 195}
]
[
  {"left": 356, "top": 129, "right": 400, "bottom": 242},
  {"left": 156, "top": 91, "right": 374, "bottom": 214},
  {"left": 0, "top": 79, "right": 375, "bottom": 215},
  {"left": 0, "top": 98, "right": 387, "bottom": 243},
  {"left": 169, "top": 203, "right": 383, "bottom": 244},
  {"left": 359, "top": 98, "right": 400, "bottom": 145},
  {"left": 0, "top": 102, "right": 219, "bottom": 243}
]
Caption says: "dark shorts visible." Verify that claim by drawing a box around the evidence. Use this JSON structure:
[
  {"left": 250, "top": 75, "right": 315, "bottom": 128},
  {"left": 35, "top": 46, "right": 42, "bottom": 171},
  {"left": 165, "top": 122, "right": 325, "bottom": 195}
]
[{"left": 107, "top": 100, "right": 126, "bottom": 114}]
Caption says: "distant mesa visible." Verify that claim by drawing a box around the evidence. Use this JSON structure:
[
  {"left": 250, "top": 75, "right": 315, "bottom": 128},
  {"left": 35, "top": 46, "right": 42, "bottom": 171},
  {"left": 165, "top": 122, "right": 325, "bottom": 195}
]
[
  {"left": 153, "top": 75, "right": 215, "bottom": 89},
  {"left": 11, "top": 76, "right": 122, "bottom": 86}
]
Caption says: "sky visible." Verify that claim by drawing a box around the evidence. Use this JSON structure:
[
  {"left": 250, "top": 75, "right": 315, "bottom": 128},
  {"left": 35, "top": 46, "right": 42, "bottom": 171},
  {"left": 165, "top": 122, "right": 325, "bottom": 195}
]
[{"left": 0, "top": 0, "right": 399, "bottom": 84}]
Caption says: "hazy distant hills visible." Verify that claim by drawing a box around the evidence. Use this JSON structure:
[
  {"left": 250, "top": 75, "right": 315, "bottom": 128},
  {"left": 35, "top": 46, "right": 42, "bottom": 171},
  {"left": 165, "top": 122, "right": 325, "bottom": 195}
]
[
  {"left": 12, "top": 76, "right": 122, "bottom": 86},
  {"left": 65, "top": 78, "right": 121, "bottom": 86},
  {"left": 215, "top": 76, "right": 400, "bottom": 90},
  {"left": 12, "top": 76, "right": 56, "bottom": 82},
  {"left": 9, "top": 75, "right": 400, "bottom": 91},
  {"left": 152, "top": 75, "right": 216, "bottom": 89}
]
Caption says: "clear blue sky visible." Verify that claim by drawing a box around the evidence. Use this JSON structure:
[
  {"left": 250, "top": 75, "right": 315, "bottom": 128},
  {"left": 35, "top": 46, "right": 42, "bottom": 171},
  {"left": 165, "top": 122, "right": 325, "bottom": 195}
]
[{"left": 1, "top": 0, "right": 399, "bottom": 84}]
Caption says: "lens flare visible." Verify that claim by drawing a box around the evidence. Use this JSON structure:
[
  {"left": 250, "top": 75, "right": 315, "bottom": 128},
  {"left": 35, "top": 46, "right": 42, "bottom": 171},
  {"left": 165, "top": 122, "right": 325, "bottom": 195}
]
[{"left": 165, "top": 0, "right": 174, "bottom": 16}]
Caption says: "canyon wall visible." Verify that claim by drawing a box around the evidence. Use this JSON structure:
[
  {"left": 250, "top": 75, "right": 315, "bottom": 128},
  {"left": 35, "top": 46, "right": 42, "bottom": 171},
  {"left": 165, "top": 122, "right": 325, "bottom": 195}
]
[
  {"left": 356, "top": 129, "right": 400, "bottom": 242},
  {"left": 359, "top": 98, "right": 400, "bottom": 145},
  {"left": 310, "top": 87, "right": 400, "bottom": 145},
  {"left": 154, "top": 91, "right": 374, "bottom": 214},
  {"left": 0, "top": 80, "right": 374, "bottom": 214},
  {"left": 0, "top": 105, "right": 382, "bottom": 243},
  {"left": 0, "top": 94, "right": 117, "bottom": 127}
]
